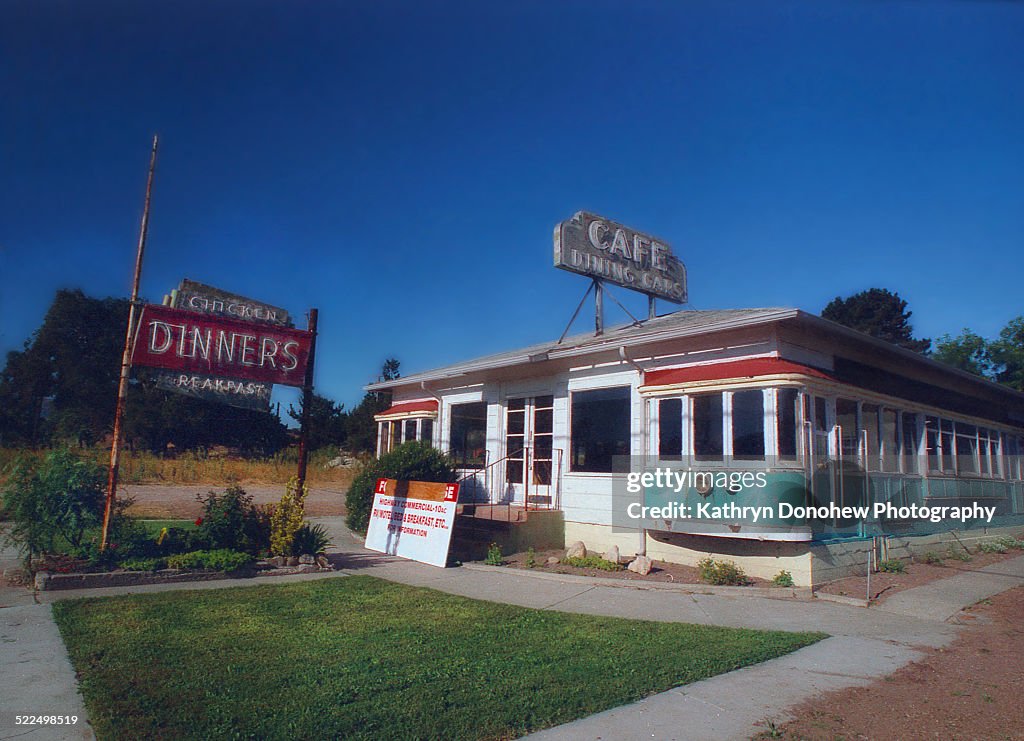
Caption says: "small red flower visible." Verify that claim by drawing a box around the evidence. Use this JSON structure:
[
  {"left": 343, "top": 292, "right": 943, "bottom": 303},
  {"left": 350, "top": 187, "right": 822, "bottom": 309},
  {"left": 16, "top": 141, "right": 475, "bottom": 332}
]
[{"left": 194, "top": 517, "right": 203, "bottom": 526}]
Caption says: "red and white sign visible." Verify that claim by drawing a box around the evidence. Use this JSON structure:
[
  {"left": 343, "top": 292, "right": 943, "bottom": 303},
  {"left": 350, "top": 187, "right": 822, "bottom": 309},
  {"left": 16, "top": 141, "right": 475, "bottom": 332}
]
[
  {"left": 364, "top": 478, "right": 459, "bottom": 568},
  {"left": 131, "top": 304, "right": 313, "bottom": 387}
]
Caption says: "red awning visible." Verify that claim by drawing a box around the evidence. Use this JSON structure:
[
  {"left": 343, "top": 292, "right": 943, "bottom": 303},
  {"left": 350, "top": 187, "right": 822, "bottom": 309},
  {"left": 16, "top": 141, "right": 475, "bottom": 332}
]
[
  {"left": 375, "top": 400, "right": 439, "bottom": 418},
  {"left": 644, "top": 358, "right": 834, "bottom": 387}
]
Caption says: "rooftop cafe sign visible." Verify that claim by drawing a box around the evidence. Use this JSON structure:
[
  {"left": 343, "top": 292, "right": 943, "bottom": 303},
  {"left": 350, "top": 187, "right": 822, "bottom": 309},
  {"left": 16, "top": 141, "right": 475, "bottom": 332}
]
[
  {"left": 554, "top": 211, "right": 687, "bottom": 304},
  {"left": 132, "top": 303, "right": 313, "bottom": 388}
]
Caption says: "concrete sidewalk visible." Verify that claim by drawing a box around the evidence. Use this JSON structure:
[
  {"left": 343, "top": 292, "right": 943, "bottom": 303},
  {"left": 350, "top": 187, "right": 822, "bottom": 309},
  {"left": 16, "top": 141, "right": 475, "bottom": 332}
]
[{"left": 3, "top": 518, "right": 1023, "bottom": 741}]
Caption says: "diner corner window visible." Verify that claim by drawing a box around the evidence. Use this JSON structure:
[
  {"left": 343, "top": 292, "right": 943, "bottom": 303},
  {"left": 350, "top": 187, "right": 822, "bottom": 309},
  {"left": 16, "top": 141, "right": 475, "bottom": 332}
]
[
  {"left": 658, "top": 398, "right": 683, "bottom": 460},
  {"left": 570, "top": 386, "right": 631, "bottom": 473},
  {"left": 940, "top": 419, "right": 955, "bottom": 472},
  {"left": 776, "top": 388, "right": 800, "bottom": 461},
  {"left": 925, "top": 417, "right": 940, "bottom": 472},
  {"left": 836, "top": 399, "right": 859, "bottom": 461},
  {"left": 379, "top": 421, "right": 390, "bottom": 455},
  {"left": 692, "top": 393, "right": 723, "bottom": 462},
  {"left": 901, "top": 412, "right": 920, "bottom": 474},
  {"left": 731, "top": 389, "right": 765, "bottom": 461},
  {"left": 955, "top": 423, "right": 979, "bottom": 475},
  {"left": 449, "top": 402, "right": 488, "bottom": 469},
  {"left": 404, "top": 419, "right": 417, "bottom": 443},
  {"left": 421, "top": 419, "right": 434, "bottom": 445},
  {"left": 862, "top": 404, "right": 880, "bottom": 472},
  {"left": 881, "top": 408, "right": 899, "bottom": 473}
]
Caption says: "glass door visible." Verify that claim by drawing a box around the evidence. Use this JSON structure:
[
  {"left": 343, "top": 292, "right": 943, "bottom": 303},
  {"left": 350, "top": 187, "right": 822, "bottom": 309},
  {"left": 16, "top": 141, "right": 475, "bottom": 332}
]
[{"left": 504, "top": 395, "right": 555, "bottom": 505}]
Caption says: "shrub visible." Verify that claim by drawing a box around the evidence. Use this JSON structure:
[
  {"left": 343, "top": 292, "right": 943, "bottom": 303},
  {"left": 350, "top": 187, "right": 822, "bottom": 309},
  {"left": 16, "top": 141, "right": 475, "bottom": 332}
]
[
  {"left": 697, "top": 557, "right": 748, "bottom": 586},
  {"left": 291, "top": 523, "right": 331, "bottom": 556},
  {"left": 562, "top": 555, "right": 622, "bottom": 572},
  {"left": 878, "top": 558, "right": 906, "bottom": 573},
  {"left": 270, "top": 477, "right": 306, "bottom": 556},
  {"left": 121, "top": 556, "right": 167, "bottom": 572},
  {"left": 947, "top": 545, "right": 972, "bottom": 562},
  {"left": 192, "top": 485, "right": 269, "bottom": 554},
  {"left": 920, "top": 551, "right": 945, "bottom": 565},
  {"left": 485, "top": 542, "right": 503, "bottom": 566},
  {"left": 345, "top": 442, "right": 457, "bottom": 534},
  {"left": 996, "top": 537, "right": 1024, "bottom": 550},
  {"left": 1, "top": 447, "right": 105, "bottom": 562},
  {"left": 165, "top": 549, "right": 254, "bottom": 572},
  {"left": 978, "top": 541, "right": 1008, "bottom": 554},
  {"left": 525, "top": 547, "right": 537, "bottom": 569},
  {"left": 771, "top": 570, "right": 795, "bottom": 588}
]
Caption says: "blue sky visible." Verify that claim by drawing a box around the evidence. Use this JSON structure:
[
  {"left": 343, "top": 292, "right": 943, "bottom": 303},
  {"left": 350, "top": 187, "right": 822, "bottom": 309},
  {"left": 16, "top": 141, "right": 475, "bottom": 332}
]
[{"left": 2, "top": 0, "right": 1022, "bottom": 411}]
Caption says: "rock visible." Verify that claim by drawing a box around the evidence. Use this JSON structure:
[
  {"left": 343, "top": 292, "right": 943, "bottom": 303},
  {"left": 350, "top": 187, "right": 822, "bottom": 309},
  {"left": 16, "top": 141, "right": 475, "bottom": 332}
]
[
  {"left": 268, "top": 556, "right": 285, "bottom": 568},
  {"left": 545, "top": 556, "right": 560, "bottom": 566},
  {"left": 299, "top": 554, "right": 316, "bottom": 565},
  {"left": 604, "top": 545, "right": 620, "bottom": 564},
  {"left": 34, "top": 571, "right": 51, "bottom": 591},
  {"left": 627, "top": 555, "right": 654, "bottom": 575},
  {"left": 296, "top": 564, "right": 318, "bottom": 574},
  {"left": 286, "top": 556, "right": 300, "bottom": 567},
  {"left": 316, "top": 555, "right": 332, "bottom": 570},
  {"left": 565, "top": 541, "right": 587, "bottom": 559},
  {"left": 327, "top": 455, "right": 355, "bottom": 468}
]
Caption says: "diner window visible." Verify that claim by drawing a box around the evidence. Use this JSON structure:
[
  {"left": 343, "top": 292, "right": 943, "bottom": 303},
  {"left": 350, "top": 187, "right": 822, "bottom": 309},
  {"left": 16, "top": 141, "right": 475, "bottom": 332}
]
[
  {"left": 955, "top": 423, "right": 978, "bottom": 475},
  {"left": 979, "top": 428, "right": 992, "bottom": 476},
  {"left": 881, "top": 408, "right": 899, "bottom": 473},
  {"left": 926, "top": 416, "right": 941, "bottom": 473},
  {"left": 379, "top": 421, "right": 390, "bottom": 454},
  {"left": 658, "top": 398, "right": 683, "bottom": 460},
  {"left": 421, "top": 419, "right": 434, "bottom": 445},
  {"left": 836, "top": 399, "right": 859, "bottom": 460},
  {"left": 449, "top": 402, "right": 488, "bottom": 469},
  {"left": 1008, "top": 436, "right": 1023, "bottom": 481},
  {"left": 570, "top": 386, "right": 631, "bottom": 473},
  {"left": 404, "top": 419, "right": 417, "bottom": 443},
  {"left": 732, "top": 390, "right": 765, "bottom": 461},
  {"left": 776, "top": 388, "right": 800, "bottom": 461},
  {"left": 692, "top": 393, "right": 723, "bottom": 462},
  {"left": 862, "top": 404, "right": 880, "bottom": 472},
  {"left": 901, "top": 412, "right": 920, "bottom": 474},
  {"left": 941, "top": 419, "right": 955, "bottom": 472}
]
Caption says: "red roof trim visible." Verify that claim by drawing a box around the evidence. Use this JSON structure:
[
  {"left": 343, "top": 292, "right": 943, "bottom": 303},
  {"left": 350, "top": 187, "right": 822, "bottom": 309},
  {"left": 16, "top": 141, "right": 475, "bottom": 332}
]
[
  {"left": 644, "top": 358, "right": 835, "bottom": 387},
  {"left": 376, "top": 400, "right": 439, "bottom": 417}
]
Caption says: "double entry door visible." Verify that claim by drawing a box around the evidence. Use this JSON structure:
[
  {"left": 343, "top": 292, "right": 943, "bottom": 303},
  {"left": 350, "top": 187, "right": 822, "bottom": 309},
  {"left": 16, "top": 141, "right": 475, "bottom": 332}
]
[{"left": 504, "top": 395, "right": 554, "bottom": 505}]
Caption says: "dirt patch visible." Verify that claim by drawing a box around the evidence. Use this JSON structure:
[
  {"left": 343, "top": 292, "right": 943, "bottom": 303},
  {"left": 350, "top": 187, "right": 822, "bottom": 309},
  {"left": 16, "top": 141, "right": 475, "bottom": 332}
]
[
  {"left": 816, "top": 548, "right": 1024, "bottom": 603},
  {"left": 761, "top": 586, "right": 1024, "bottom": 740},
  {"left": 498, "top": 549, "right": 772, "bottom": 586},
  {"left": 122, "top": 483, "right": 348, "bottom": 519}
]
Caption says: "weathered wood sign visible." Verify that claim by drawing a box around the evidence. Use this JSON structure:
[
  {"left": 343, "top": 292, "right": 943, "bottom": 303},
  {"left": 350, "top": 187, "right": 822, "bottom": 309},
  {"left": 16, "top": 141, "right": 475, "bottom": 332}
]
[
  {"left": 173, "top": 279, "right": 292, "bottom": 327},
  {"left": 153, "top": 371, "right": 273, "bottom": 411},
  {"left": 132, "top": 303, "right": 313, "bottom": 387},
  {"left": 554, "top": 211, "right": 687, "bottom": 303}
]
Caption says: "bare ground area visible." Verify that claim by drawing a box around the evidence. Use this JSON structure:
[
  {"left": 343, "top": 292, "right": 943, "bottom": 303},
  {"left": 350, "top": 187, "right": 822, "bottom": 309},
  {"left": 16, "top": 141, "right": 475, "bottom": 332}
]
[
  {"left": 816, "top": 548, "right": 1024, "bottom": 604},
  {"left": 761, "top": 586, "right": 1024, "bottom": 740},
  {"left": 500, "top": 548, "right": 773, "bottom": 586},
  {"left": 122, "top": 483, "right": 348, "bottom": 519}
]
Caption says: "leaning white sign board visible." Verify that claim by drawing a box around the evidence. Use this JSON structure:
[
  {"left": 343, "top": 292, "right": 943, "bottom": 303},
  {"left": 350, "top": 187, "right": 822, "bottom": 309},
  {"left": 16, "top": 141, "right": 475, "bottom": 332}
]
[{"left": 364, "top": 478, "right": 459, "bottom": 568}]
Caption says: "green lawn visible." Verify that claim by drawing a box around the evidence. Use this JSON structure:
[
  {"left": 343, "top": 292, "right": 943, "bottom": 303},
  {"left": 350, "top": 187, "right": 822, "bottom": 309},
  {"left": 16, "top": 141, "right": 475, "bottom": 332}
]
[{"left": 54, "top": 576, "right": 824, "bottom": 740}]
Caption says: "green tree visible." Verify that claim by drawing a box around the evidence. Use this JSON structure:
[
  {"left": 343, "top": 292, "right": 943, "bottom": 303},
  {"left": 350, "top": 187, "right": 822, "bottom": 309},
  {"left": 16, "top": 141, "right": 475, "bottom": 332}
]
[
  {"left": 287, "top": 393, "right": 347, "bottom": 451},
  {"left": 821, "top": 288, "right": 930, "bottom": 353},
  {"left": 932, "top": 329, "right": 994, "bottom": 378},
  {"left": 991, "top": 316, "right": 1024, "bottom": 392},
  {"left": 345, "top": 358, "right": 400, "bottom": 453}
]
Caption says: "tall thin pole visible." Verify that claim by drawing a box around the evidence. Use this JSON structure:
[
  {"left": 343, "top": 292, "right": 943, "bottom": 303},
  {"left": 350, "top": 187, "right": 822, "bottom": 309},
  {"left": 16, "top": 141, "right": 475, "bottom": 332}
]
[
  {"left": 295, "top": 308, "right": 319, "bottom": 495},
  {"left": 100, "top": 135, "right": 159, "bottom": 551},
  {"left": 594, "top": 280, "right": 604, "bottom": 336}
]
